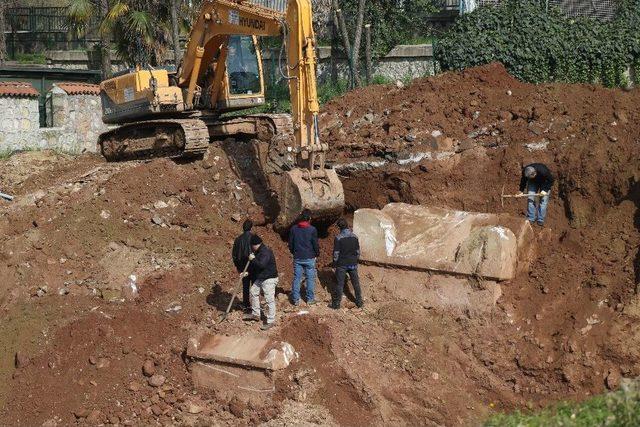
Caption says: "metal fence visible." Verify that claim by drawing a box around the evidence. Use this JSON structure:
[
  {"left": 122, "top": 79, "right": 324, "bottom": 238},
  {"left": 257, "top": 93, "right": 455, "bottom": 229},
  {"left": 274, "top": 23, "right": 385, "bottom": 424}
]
[
  {"left": 434, "top": 0, "right": 619, "bottom": 19},
  {"left": 246, "top": 0, "right": 288, "bottom": 13}
]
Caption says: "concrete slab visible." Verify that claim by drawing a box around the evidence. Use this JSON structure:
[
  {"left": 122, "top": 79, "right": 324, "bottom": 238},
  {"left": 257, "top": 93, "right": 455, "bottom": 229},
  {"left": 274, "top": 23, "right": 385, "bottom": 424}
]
[
  {"left": 362, "top": 265, "right": 501, "bottom": 313},
  {"left": 354, "top": 203, "right": 533, "bottom": 281},
  {"left": 187, "top": 331, "right": 297, "bottom": 371},
  {"left": 190, "top": 361, "right": 275, "bottom": 395}
]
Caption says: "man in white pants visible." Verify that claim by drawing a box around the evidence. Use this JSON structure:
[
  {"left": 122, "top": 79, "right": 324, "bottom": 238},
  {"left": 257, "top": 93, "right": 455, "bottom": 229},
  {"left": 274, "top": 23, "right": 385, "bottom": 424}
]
[{"left": 243, "top": 234, "right": 279, "bottom": 330}]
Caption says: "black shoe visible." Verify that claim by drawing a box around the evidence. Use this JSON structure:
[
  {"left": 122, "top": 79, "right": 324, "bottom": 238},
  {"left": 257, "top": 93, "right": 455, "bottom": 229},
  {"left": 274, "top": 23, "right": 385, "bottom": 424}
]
[
  {"left": 329, "top": 302, "right": 340, "bottom": 310},
  {"left": 536, "top": 222, "right": 544, "bottom": 227},
  {"left": 261, "top": 322, "right": 276, "bottom": 331},
  {"left": 242, "top": 313, "right": 260, "bottom": 322},
  {"left": 356, "top": 301, "right": 364, "bottom": 308}
]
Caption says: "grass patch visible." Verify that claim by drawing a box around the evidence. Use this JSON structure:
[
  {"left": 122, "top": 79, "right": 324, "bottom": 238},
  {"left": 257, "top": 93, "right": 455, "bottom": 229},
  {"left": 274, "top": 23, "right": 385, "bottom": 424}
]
[
  {"left": 485, "top": 380, "right": 640, "bottom": 426},
  {"left": 15, "top": 53, "right": 47, "bottom": 65}
]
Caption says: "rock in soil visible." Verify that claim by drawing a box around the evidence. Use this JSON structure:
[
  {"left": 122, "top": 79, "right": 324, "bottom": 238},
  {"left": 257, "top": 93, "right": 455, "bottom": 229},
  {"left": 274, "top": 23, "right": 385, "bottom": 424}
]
[{"left": 148, "top": 374, "right": 166, "bottom": 387}]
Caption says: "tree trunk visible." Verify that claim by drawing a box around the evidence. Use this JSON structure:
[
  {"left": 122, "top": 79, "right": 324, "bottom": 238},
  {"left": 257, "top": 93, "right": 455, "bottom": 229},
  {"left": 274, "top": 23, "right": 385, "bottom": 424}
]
[
  {"left": 0, "top": 1, "right": 8, "bottom": 63},
  {"left": 329, "top": 19, "right": 338, "bottom": 84},
  {"left": 331, "top": 0, "right": 360, "bottom": 87},
  {"left": 351, "top": 0, "right": 366, "bottom": 86},
  {"left": 99, "top": 0, "right": 112, "bottom": 78},
  {"left": 170, "top": 0, "right": 182, "bottom": 66},
  {"left": 365, "top": 23, "right": 372, "bottom": 85}
]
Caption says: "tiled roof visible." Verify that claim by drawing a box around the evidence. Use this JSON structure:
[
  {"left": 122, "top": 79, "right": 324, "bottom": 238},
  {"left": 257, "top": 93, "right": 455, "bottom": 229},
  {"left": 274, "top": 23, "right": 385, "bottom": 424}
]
[
  {"left": 0, "top": 81, "right": 40, "bottom": 98},
  {"left": 55, "top": 82, "right": 101, "bottom": 96}
]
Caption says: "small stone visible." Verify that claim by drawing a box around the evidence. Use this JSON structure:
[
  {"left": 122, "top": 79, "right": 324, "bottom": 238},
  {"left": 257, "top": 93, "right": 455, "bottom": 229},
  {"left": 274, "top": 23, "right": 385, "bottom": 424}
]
[
  {"left": 74, "top": 409, "right": 91, "bottom": 419},
  {"left": 90, "top": 380, "right": 98, "bottom": 386},
  {"left": 186, "top": 402, "right": 204, "bottom": 414},
  {"left": 151, "top": 215, "right": 163, "bottom": 225},
  {"left": 15, "top": 351, "right": 30, "bottom": 368},
  {"left": 96, "top": 358, "right": 110, "bottom": 369},
  {"left": 89, "top": 355, "right": 98, "bottom": 365},
  {"left": 100, "top": 210, "right": 111, "bottom": 219},
  {"left": 108, "top": 415, "right": 120, "bottom": 425},
  {"left": 498, "top": 111, "right": 513, "bottom": 121},
  {"left": 213, "top": 172, "right": 220, "bottom": 181},
  {"left": 395, "top": 80, "right": 404, "bottom": 89},
  {"left": 606, "top": 369, "right": 621, "bottom": 390},
  {"left": 153, "top": 201, "right": 169, "bottom": 210},
  {"left": 122, "top": 345, "right": 131, "bottom": 355},
  {"left": 128, "top": 381, "right": 142, "bottom": 392},
  {"left": 614, "top": 110, "right": 628, "bottom": 124},
  {"left": 150, "top": 404, "right": 163, "bottom": 416},
  {"left": 41, "top": 418, "right": 57, "bottom": 427},
  {"left": 142, "top": 360, "right": 156, "bottom": 377},
  {"left": 228, "top": 397, "right": 246, "bottom": 418},
  {"left": 431, "top": 372, "right": 439, "bottom": 380},
  {"left": 58, "top": 287, "right": 69, "bottom": 296},
  {"left": 148, "top": 374, "right": 166, "bottom": 387},
  {"left": 506, "top": 90, "right": 512, "bottom": 96},
  {"left": 86, "top": 409, "right": 102, "bottom": 424},
  {"left": 231, "top": 213, "right": 242, "bottom": 222},
  {"left": 404, "top": 134, "right": 416, "bottom": 143}
]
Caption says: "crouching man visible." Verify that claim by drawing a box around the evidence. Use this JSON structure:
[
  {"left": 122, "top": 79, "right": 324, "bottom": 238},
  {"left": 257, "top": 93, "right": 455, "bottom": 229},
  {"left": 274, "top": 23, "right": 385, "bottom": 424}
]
[
  {"left": 243, "top": 235, "right": 279, "bottom": 330},
  {"left": 331, "top": 218, "right": 363, "bottom": 309}
]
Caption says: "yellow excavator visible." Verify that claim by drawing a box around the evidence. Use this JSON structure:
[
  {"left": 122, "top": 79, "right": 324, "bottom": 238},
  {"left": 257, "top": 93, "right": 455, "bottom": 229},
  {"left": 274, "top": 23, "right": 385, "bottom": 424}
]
[{"left": 98, "top": 0, "right": 344, "bottom": 228}]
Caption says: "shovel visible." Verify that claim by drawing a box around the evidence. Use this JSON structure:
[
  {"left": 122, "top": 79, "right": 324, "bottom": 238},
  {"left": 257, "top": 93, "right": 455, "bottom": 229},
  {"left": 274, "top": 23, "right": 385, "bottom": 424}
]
[
  {"left": 218, "top": 259, "right": 251, "bottom": 323},
  {"left": 500, "top": 185, "right": 545, "bottom": 207}
]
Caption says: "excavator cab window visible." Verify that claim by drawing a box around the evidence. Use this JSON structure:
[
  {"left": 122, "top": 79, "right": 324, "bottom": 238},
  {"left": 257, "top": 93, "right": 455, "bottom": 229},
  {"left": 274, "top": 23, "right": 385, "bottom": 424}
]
[{"left": 226, "top": 35, "right": 261, "bottom": 96}]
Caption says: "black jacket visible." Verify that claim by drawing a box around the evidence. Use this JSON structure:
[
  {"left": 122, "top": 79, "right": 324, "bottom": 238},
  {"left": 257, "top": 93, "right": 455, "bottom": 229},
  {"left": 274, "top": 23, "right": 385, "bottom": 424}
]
[
  {"left": 232, "top": 231, "right": 252, "bottom": 272},
  {"left": 519, "top": 163, "right": 554, "bottom": 192},
  {"left": 288, "top": 222, "right": 320, "bottom": 260},
  {"left": 333, "top": 228, "right": 360, "bottom": 267},
  {"left": 250, "top": 244, "right": 278, "bottom": 282}
]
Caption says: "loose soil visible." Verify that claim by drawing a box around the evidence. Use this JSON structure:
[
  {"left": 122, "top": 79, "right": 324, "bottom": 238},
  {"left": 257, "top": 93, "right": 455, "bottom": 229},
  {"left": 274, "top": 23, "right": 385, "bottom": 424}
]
[{"left": 0, "top": 63, "right": 638, "bottom": 426}]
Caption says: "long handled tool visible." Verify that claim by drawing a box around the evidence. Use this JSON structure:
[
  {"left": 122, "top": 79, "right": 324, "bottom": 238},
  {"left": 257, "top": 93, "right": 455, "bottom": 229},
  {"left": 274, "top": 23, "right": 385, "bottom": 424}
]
[
  {"left": 218, "top": 259, "right": 251, "bottom": 323},
  {"left": 500, "top": 185, "right": 545, "bottom": 207}
]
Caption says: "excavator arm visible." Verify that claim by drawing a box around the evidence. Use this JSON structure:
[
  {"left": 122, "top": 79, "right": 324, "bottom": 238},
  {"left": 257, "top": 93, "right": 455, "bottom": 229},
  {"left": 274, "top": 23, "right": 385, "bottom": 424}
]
[{"left": 178, "top": 0, "right": 343, "bottom": 226}]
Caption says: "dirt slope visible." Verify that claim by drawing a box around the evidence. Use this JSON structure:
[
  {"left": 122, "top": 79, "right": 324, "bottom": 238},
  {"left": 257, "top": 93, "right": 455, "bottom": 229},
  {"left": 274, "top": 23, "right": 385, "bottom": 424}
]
[{"left": 0, "top": 63, "right": 638, "bottom": 426}]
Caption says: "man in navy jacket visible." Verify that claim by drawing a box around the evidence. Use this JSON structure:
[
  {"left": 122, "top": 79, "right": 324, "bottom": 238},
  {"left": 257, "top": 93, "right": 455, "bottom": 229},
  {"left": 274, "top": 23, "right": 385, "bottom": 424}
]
[
  {"left": 518, "top": 163, "right": 554, "bottom": 226},
  {"left": 288, "top": 209, "right": 319, "bottom": 305}
]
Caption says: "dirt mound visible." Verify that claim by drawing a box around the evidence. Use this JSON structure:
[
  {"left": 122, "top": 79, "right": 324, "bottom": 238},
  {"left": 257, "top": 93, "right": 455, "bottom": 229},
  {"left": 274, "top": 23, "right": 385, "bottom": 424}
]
[{"left": 0, "top": 62, "right": 639, "bottom": 426}]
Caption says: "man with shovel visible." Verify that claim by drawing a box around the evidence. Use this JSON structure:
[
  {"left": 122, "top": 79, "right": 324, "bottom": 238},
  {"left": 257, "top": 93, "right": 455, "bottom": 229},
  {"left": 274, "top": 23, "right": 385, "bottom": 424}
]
[
  {"left": 243, "top": 235, "right": 279, "bottom": 330},
  {"left": 518, "top": 163, "right": 554, "bottom": 226},
  {"left": 232, "top": 219, "right": 254, "bottom": 312}
]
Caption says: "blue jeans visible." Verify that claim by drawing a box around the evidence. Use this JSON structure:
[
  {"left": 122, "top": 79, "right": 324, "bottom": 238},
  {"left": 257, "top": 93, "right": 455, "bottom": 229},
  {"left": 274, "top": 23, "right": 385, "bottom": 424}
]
[
  {"left": 291, "top": 258, "right": 316, "bottom": 302},
  {"left": 527, "top": 181, "right": 550, "bottom": 224}
]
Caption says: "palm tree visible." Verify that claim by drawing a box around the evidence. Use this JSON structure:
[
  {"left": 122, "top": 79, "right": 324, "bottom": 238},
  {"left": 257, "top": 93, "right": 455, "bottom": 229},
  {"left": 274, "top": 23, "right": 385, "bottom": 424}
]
[{"left": 67, "top": 0, "right": 177, "bottom": 77}]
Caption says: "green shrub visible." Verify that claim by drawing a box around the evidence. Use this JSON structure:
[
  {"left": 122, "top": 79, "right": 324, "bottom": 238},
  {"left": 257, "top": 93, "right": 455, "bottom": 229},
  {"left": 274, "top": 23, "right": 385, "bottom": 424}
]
[
  {"left": 435, "top": 0, "right": 640, "bottom": 87},
  {"left": 485, "top": 379, "right": 640, "bottom": 426}
]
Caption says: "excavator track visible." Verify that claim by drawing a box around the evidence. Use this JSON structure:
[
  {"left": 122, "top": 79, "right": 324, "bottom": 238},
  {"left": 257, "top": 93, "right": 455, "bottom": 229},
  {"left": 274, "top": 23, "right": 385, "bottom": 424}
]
[{"left": 99, "top": 118, "right": 210, "bottom": 162}]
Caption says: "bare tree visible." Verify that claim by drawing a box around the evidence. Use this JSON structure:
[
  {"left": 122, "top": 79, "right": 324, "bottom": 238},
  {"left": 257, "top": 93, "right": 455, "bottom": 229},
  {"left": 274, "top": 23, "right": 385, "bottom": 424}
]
[
  {"left": 0, "top": 1, "right": 13, "bottom": 64},
  {"left": 99, "top": 0, "right": 112, "bottom": 78},
  {"left": 170, "top": 0, "right": 181, "bottom": 66},
  {"left": 351, "top": 0, "right": 365, "bottom": 84}
]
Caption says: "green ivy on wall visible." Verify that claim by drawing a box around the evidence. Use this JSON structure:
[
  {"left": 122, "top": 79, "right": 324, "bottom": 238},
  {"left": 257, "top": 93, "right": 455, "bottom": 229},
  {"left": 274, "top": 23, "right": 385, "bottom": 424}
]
[{"left": 434, "top": 0, "right": 640, "bottom": 87}]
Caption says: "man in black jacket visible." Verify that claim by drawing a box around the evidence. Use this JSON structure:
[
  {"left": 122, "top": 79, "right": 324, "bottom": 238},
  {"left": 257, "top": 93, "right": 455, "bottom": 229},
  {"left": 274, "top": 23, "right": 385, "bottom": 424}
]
[
  {"left": 518, "top": 163, "right": 554, "bottom": 226},
  {"left": 243, "top": 234, "right": 279, "bottom": 330},
  {"left": 288, "top": 209, "right": 320, "bottom": 306},
  {"left": 331, "top": 218, "right": 363, "bottom": 309},
  {"left": 231, "top": 219, "right": 253, "bottom": 311}
]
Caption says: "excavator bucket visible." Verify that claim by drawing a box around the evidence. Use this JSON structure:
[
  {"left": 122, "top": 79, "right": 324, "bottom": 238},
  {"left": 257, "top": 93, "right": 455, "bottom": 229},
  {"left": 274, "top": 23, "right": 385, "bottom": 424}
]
[{"left": 276, "top": 167, "right": 344, "bottom": 229}]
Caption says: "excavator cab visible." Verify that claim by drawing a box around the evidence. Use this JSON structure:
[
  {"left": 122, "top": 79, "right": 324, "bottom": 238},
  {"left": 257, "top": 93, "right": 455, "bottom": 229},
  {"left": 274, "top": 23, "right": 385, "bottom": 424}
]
[{"left": 216, "top": 35, "right": 266, "bottom": 111}]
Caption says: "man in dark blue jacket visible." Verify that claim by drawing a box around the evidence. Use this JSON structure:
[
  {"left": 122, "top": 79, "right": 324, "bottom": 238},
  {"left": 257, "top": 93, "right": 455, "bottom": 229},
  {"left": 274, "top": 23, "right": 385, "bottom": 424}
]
[
  {"left": 518, "top": 163, "right": 554, "bottom": 226},
  {"left": 231, "top": 219, "right": 253, "bottom": 311},
  {"left": 331, "top": 218, "right": 363, "bottom": 309},
  {"left": 288, "top": 209, "right": 319, "bottom": 305}
]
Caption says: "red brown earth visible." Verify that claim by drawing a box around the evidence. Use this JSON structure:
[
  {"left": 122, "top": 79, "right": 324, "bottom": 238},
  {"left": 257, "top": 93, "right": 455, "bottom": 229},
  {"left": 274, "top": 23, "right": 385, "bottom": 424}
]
[{"left": 0, "top": 63, "right": 638, "bottom": 426}]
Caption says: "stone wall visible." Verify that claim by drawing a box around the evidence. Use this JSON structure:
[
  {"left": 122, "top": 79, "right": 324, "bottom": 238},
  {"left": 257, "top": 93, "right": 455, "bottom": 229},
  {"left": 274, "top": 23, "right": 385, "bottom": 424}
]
[
  {"left": 46, "top": 44, "right": 436, "bottom": 83},
  {"left": 0, "top": 97, "right": 41, "bottom": 152},
  {"left": 0, "top": 83, "right": 110, "bottom": 155}
]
